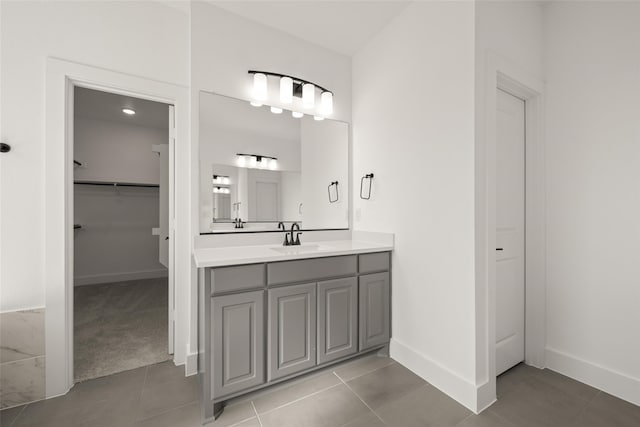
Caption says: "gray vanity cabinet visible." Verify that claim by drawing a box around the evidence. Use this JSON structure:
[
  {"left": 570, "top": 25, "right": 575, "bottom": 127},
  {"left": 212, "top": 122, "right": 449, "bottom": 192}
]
[
  {"left": 212, "top": 290, "right": 265, "bottom": 398},
  {"left": 268, "top": 283, "right": 317, "bottom": 381},
  {"left": 359, "top": 272, "right": 390, "bottom": 351},
  {"left": 317, "top": 277, "right": 358, "bottom": 364}
]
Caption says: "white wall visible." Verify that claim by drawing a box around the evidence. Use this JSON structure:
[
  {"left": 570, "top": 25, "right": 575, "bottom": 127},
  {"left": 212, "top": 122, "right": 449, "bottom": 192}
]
[
  {"left": 473, "top": 0, "right": 544, "bottom": 406},
  {"left": 352, "top": 1, "right": 478, "bottom": 410},
  {"left": 301, "top": 118, "right": 349, "bottom": 229},
  {"left": 0, "top": 1, "right": 188, "bottom": 312},
  {"left": 543, "top": 1, "right": 640, "bottom": 405},
  {"left": 74, "top": 117, "right": 168, "bottom": 185}
]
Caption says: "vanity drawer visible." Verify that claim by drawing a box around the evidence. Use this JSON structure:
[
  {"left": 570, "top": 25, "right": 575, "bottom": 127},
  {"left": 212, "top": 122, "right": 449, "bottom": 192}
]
[
  {"left": 358, "top": 252, "right": 390, "bottom": 274},
  {"left": 211, "top": 264, "right": 265, "bottom": 295},
  {"left": 267, "top": 256, "right": 357, "bottom": 285}
]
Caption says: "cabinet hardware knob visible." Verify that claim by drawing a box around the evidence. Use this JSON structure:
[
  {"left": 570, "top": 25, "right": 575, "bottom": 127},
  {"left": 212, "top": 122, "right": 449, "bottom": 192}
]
[{"left": 0, "top": 143, "right": 11, "bottom": 153}]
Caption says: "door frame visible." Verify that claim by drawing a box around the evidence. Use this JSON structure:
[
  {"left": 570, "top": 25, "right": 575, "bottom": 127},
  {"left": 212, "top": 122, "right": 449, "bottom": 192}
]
[
  {"left": 475, "top": 52, "right": 546, "bottom": 411},
  {"left": 44, "top": 58, "right": 190, "bottom": 398}
]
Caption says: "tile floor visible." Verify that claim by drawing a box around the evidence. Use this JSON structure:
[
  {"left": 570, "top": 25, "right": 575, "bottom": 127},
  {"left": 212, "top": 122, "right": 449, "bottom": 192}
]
[{"left": 1, "top": 354, "right": 639, "bottom": 427}]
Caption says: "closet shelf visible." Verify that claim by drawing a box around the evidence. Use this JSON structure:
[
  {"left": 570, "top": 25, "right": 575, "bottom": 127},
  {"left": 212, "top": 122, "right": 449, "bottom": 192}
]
[{"left": 74, "top": 180, "right": 159, "bottom": 188}]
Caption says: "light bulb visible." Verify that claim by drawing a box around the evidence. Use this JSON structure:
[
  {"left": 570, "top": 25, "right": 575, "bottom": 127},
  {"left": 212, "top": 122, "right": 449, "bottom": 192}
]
[
  {"left": 252, "top": 73, "right": 267, "bottom": 101},
  {"left": 122, "top": 108, "right": 136, "bottom": 115},
  {"left": 250, "top": 156, "right": 257, "bottom": 167},
  {"left": 260, "top": 157, "right": 269, "bottom": 168},
  {"left": 237, "top": 156, "right": 246, "bottom": 167},
  {"left": 250, "top": 101, "right": 262, "bottom": 107},
  {"left": 321, "top": 91, "right": 333, "bottom": 115},
  {"left": 270, "top": 106, "right": 283, "bottom": 114},
  {"left": 269, "top": 159, "right": 278, "bottom": 170},
  {"left": 292, "top": 111, "right": 304, "bottom": 119},
  {"left": 302, "top": 83, "right": 315, "bottom": 108},
  {"left": 280, "top": 76, "right": 293, "bottom": 104},
  {"left": 313, "top": 116, "right": 324, "bottom": 121}
]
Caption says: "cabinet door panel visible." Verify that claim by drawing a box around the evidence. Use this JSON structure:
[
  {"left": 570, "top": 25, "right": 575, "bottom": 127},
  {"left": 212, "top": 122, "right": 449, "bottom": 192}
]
[
  {"left": 318, "top": 277, "right": 358, "bottom": 364},
  {"left": 212, "top": 291, "right": 265, "bottom": 398},
  {"left": 268, "top": 283, "right": 316, "bottom": 380},
  {"left": 359, "top": 272, "right": 390, "bottom": 351}
]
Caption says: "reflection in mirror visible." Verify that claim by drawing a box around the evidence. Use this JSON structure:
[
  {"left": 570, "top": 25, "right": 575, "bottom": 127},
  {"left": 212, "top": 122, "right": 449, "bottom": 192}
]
[{"left": 199, "top": 91, "right": 349, "bottom": 233}]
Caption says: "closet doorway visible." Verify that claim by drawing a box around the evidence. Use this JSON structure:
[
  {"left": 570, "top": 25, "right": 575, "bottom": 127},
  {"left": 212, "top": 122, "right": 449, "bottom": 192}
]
[{"left": 72, "top": 87, "right": 174, "bottom": 382}]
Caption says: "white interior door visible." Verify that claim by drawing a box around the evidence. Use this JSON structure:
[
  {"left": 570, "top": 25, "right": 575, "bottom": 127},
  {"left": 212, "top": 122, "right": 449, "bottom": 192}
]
[
  {"left": 496, "top": 88, "right": 526, "bottom": 375},
  {"left": 155, "top": 144, "right": 169, "bottom": 268}
]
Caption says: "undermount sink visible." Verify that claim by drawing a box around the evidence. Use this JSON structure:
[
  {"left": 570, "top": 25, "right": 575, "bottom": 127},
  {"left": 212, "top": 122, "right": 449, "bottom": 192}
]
[{"left": 270, "top": 244, "right": 333, "bottom": 254}]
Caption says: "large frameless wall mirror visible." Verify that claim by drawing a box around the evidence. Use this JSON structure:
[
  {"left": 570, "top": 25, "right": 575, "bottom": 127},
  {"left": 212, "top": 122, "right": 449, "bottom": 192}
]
[{"left": 199, "top": 91, "right": 349, "bottom": 233}]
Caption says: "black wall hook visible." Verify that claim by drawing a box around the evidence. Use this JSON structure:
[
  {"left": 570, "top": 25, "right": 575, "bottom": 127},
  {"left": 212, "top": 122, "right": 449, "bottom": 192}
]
[
  {"left": 328, "top": 181, "right": 339, "bottom": 203},
  {"left": 0, "top": 143, "right": 11, "bottom": 153},
  {"left": 360, "top": 173, "right": 374, "bottom": 200}
]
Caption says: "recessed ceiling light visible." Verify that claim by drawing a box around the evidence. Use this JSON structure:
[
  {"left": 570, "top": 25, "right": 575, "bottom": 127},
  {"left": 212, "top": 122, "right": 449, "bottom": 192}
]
[{"left": 122, "top": 108, "right": 136, "bottom": 115}]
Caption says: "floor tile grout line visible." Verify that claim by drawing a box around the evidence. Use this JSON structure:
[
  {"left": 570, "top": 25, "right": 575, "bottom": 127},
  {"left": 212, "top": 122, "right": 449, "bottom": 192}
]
[
  {"left": 251, "top": 400, "right": 264, "bottom": 427},
  {"left": 333, "top": 371, "right": 389, "bottom": 427},
  {"left": 333, "top": 358, "right": 396, "bottom": 383},
  {"left": 256, "top": 383, "right": 344, "bottom": 416},
  {"left": 7, "top": 403, "right": 28, "bottom": 427},
  {"left": 134, "top": 398, "right": 200, "bottom": 424}
]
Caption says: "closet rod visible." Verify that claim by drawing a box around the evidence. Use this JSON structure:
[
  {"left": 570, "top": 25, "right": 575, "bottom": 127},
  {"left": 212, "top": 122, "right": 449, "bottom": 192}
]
[{"left": 74, "top": 181, "right": 159, "bottom": 188}]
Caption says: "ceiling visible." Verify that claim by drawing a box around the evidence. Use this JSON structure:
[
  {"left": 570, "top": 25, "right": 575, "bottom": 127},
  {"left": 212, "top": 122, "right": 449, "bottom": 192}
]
[
  {"left": 210, "top": 1, "right": 410, "bottom": 56},
  {"left": 74, "top": 87, "right": 170, "bottom": 129}
]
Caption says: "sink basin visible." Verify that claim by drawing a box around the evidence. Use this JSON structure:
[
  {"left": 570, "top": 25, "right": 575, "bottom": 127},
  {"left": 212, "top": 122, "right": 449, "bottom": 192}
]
[{"left": 270, "top": 244, "right": 332, "bottom": 255}]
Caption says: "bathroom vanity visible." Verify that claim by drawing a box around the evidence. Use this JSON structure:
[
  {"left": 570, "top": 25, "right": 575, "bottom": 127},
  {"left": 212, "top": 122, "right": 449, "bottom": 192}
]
[
  {"left": 195, "top": 90, "right": 389, "bottom": 423},
  {"left": 194, "top": 241, "right": 392, "bottom": 423}
]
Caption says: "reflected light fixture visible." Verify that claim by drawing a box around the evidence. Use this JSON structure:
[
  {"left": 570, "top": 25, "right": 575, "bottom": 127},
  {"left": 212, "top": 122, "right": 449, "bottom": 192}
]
[
  {"left": 122, "top": 108, "right": 136, "bottom": 115},
  {"left": 248, "top": 70, "right": 333, "bottom": 117},
  {"left": 292, "top": 111, "right": 304, "bottom": 119},
  {"left": 313, "top": 116, "right": 324, "bottom": 121},
  {"left": 236, "top": 153, "right": 278, "bottom": 170},
  {"left": 213, "top": 175, "right": 230, "bottom": 185}
]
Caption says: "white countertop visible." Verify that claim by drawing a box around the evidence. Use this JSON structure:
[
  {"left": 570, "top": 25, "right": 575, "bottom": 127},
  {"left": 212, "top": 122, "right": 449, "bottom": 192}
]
[{"left": 192, "top": 239, "right": 393, "bottom": 268}]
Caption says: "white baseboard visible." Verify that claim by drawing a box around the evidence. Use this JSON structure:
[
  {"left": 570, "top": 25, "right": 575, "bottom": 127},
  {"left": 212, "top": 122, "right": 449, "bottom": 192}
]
[
  {"left": 390, "top": 338, "right": 480, "bottom": 412},
  {"left": 546, "top": 347, "right": 640, "bottom": 406},
  {"left": 74, "top": 269, "right": 168, "bottom": 286},
  {"left": 185, "top": 352, "right": 198, "bottom": 376}
]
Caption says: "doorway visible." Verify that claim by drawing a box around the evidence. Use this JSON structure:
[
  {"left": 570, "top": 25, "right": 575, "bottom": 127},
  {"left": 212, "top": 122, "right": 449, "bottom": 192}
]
[
  {"left": 495, "top": 88, "right": 526, "bottom": 376},
  {"left": 72, "top": 87, "right": 174, "bottom": 382}
]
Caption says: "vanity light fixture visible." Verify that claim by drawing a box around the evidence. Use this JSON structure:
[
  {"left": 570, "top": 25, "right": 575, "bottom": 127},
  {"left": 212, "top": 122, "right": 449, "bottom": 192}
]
[
  {"left": 302, "top": 83, "right": 315, "bottom": 108},
  {"left": 236, "top": 153, "right": 278, "bottom": 170},
  {"left": 280, "top": 76, "right": 293, "bottom": 104},
  {"left": 252, "top": 72, "right": 268, "bottom": 102},
  {"left": 248, "top": 70, "right": 333, "bottom": 116},
  {"left": 292, "top": 111, "right": 304, "bottom": 119},
  {"left": 122, "top": 108, "right": 136, "bottom": 115},
  {"left": 213, "top": 187, "right": 230, "bottom": 194},
  {"left": 270, "top": 106, "right": 283, "bottom": 114},
  {"left": 213, "top": 175, "right": 230, "bottom": 185}
]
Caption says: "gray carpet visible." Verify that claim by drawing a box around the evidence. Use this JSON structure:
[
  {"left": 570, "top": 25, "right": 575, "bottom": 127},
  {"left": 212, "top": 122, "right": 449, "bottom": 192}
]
[{"left": 74, "top": 277, "right": 171, "bottom": 382}]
